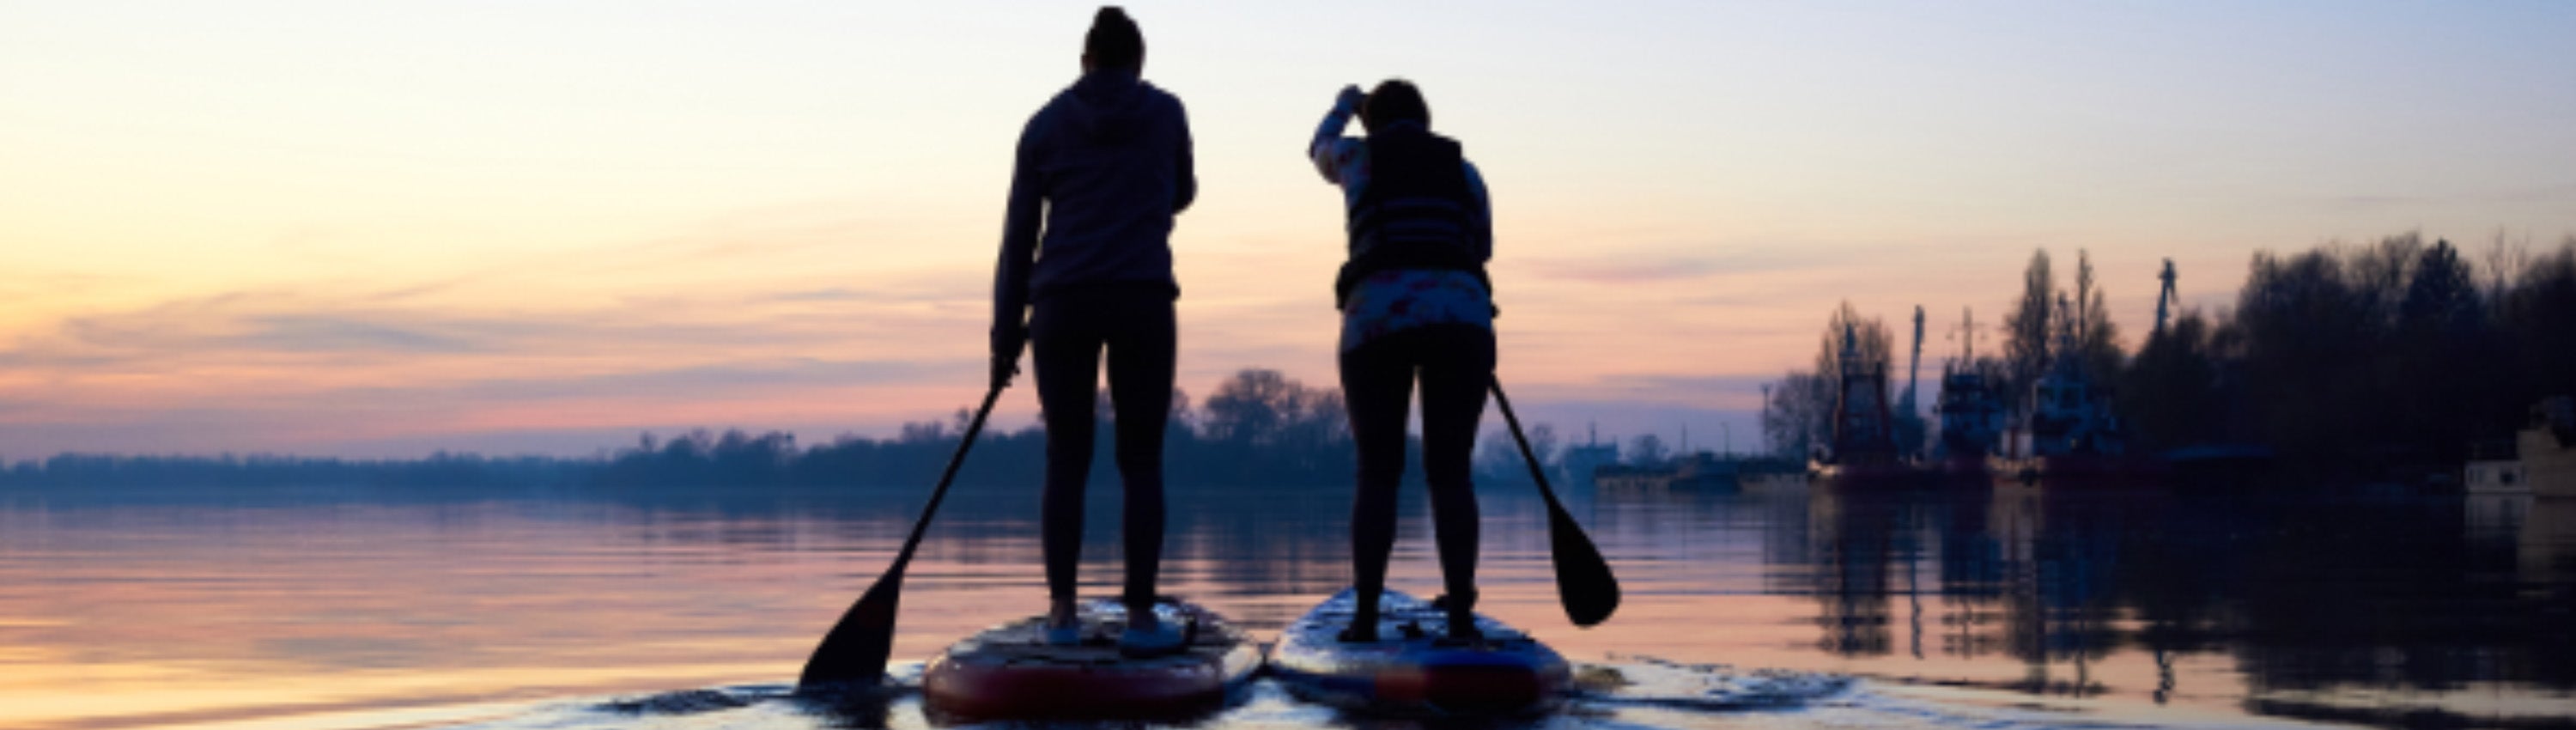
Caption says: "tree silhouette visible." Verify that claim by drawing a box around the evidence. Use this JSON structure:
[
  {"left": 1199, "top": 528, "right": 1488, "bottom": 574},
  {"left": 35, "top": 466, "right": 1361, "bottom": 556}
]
[
  {"left": 1626, "top": 434, "right": 1669, "bottom": 467},
  {"left": 2004, "top": 249, "right": 2056, "bottom": 414}
]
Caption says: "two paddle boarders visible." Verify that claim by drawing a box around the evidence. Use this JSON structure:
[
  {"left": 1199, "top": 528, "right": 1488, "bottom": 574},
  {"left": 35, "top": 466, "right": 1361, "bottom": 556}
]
[{"left": 800, "top": 8, "right": 1613, "bottom": 720}]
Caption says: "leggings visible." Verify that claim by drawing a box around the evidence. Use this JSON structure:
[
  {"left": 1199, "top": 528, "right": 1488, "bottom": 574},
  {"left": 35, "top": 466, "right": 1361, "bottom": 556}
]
[
  {"left": 1340, "top": 323, "right": 1494, "bottom": 612},
  {"left": 1030, "top": 287, "right": 1176, "bottom": 611}
]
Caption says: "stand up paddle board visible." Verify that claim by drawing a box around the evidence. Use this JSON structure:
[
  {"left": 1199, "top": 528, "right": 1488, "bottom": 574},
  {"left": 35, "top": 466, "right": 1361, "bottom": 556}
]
[
  {"left": 1268, "top": 587, "right": 1571, "bottom": 715},
  {"left": 920, "top": 598, "right": 1260, "bottom": 720}
]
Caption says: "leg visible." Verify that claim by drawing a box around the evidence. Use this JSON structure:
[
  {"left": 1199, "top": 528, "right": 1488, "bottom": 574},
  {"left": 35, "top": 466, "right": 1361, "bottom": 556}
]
[
  {"left": 1339, "top": 335, "right": 1414, "bottom": 641},
  {"left": 1030, "top": 301, "right": 1104, "bottom": 625},
  {"left": 1104, "top": 293, "right": 1176, "bottom": 617},
  {"left": 1417, "top": 325, "right": 1495, "bottom": 637}
]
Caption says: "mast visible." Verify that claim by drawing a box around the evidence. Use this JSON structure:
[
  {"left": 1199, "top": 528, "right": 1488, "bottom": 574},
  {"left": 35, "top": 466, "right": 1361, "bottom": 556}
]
[
  {"left": 2054, "top": 292, "right": 2079, "bottom": 380},
  {"left": 2075, "top": 256, "right": 2093, "bottom": 344},
  {"left": 1905, "top": 306, "right": 1924, "bottom": 414},
  {"left": 1962, "top": 307, "right": 1975, "bottom": 363},
  {"left": 1759, "top": 384, "right": 1770, "bottom": 445},
  {"left": 2154, "top": 259, "right": 2177, "bottom": 338}
]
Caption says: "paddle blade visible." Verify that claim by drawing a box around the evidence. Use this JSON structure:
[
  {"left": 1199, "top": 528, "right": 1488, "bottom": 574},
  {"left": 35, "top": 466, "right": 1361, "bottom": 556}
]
[
  {"left": 797, "top": 571, "right": 903, "bottom": 692},
  {"left": 1546, "top": 499, "right": 1620, "bottom": 627}
]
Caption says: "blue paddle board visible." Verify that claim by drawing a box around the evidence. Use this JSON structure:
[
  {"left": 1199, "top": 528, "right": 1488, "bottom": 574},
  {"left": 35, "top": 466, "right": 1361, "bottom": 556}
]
[{"left": 1267, "top": 587, "right": 1571, "bottom": 715}]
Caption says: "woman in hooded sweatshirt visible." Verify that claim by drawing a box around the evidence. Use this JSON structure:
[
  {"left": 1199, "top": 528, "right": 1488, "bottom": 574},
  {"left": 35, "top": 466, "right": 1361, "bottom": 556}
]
[
  {"left": 1309, "top": 80, "right": 1494, "bottom": 642},
  {"left": 991, "top": 6, "right": 1194, "bottom": 656}
]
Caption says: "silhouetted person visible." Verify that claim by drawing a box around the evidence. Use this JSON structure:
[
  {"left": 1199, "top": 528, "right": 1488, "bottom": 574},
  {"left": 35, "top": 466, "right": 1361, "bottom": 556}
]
[
  {"left": 992, "top": 6, "right": 1194, "bottom": 656},
  {"left": 1310, "top": 80, "right": 1494, "bottom": 642}
]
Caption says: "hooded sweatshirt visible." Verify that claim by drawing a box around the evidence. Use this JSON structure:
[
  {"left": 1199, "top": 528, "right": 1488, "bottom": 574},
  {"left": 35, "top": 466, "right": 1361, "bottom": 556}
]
[{"left": 993, "top": 69, "right": 1195, "bottom": 340}]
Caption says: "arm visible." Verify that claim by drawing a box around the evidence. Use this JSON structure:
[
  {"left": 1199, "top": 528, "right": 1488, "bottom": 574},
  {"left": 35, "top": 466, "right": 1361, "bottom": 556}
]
[
  {"left": 1309, "top": 86, "right": 1364, "bottom": 183},
  {"left": 992, "top": 117, "right": 1047, "bottom": 386},
  {"left": 1462, "top": 161, "right": 1493, "bottom": 262},
  {"left": 1171, "top": 97, "right": 1197, "bottom": 213}
]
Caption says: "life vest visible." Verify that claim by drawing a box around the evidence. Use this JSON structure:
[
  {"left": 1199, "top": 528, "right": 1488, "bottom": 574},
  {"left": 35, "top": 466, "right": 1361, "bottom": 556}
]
[{"left": 1336, "top": 126, "right": 1492, "bottom": 309}]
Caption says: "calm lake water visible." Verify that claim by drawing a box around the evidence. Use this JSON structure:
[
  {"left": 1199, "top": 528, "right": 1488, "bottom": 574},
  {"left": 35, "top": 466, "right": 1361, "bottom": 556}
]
[{"left": 3, "top": 479, "right": 2573, "bottom": 729}]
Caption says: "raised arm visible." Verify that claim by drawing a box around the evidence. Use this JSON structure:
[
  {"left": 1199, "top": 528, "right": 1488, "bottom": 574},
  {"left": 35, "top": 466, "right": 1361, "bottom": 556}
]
[{"left": 1309, "top": 85, "right": 1365, "bottom": 183}]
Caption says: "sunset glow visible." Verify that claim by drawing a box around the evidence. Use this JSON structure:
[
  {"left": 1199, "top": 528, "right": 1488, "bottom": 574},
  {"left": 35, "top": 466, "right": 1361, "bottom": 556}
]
[{"left": 6, "top": 1, "right": 2572, "bottom": 456}]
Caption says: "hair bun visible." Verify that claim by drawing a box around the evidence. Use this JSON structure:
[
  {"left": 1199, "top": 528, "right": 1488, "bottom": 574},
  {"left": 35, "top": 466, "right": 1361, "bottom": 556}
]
[{"left": 1085, "top": 6, "right": 1145, "bottom": 68}]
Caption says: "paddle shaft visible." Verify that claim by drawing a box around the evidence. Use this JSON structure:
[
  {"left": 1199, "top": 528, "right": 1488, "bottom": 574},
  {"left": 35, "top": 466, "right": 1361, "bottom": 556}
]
[
  {"left": 1489, "top": 380, "right": 1570, "bottom": 519},
  {"left": 798, "top": 382, "right": 1005, "bottom": 691},
  {"left": 1489, "top": 380, "right": 1621, "bottom": 627},
  {"left": 881, "top": 384, "right": 1005, "bottom": 582}
]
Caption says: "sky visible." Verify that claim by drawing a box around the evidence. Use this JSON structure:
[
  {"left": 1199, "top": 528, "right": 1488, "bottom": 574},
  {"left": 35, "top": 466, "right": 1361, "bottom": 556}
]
[{"left": 4, "top": 1, "right": 2573, "bottom": 459}]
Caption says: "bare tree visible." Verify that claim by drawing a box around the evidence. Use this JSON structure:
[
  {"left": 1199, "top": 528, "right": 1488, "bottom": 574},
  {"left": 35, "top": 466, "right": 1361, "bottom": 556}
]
[
  {"left": 2482, "top": 228, "right": 2532, "bottom": 304},
  {"left": 2074, "top": 249, "right": 2124, "bottom": 379},
  {"left": 2004, "top": 249, "right": 2055, "bottom": 411}
]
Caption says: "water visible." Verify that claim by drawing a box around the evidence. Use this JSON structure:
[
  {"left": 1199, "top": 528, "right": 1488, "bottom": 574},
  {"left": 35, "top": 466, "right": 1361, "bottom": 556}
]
[{"left": 3, "top": 482, "right": 2572, "bottom": 729}]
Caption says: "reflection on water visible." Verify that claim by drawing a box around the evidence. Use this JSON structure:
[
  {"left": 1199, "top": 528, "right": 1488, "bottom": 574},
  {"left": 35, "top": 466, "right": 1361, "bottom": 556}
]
[{"left": 3, "top": 481, "right": 2573, "bottom": 729}]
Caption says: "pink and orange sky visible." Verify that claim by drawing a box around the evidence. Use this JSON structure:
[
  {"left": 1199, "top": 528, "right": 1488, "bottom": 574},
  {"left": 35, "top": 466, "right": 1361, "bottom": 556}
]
[{"left": 5, "top": 2, "right": 2573, "bottom": 457}]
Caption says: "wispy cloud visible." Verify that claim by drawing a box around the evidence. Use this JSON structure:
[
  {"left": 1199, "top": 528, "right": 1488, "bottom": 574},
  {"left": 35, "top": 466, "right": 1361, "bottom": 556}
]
[
  {"left": 231, "top": 315, "right": 490, "bottom": 354},
  {"left": 1516, "top": 251, "right": 1789, "bottom": 285},
  {"left": 1592, "top": 373, "right": 1778, "bottom": 395},
  {"left": 0, "top": 268, "right": 999, "bottom": 455},
  {"left": 432, "top": 357, "right": 950, "bottom": 402}
]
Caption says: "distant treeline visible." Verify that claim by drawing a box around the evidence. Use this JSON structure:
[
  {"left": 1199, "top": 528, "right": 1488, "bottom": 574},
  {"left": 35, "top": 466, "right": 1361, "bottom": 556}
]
[
  {"left": 2, "top": 369, "right": 1569, "bottom": 493},
  {"left": 1763, "top": 232, "right": 2576, "bottom": 477},
  {"left": 0, "top": 452, "right": 588, "bottom": 493},
  {"left": 2122, "top": 233, "right": 2576, "bottom": 468},
  {"left": 590, "top": 368, "right": 1579, "bottom": 489}
]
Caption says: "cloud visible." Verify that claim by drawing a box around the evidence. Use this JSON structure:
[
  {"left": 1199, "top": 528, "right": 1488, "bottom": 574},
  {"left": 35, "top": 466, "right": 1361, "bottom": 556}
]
[
  {"left": 1590, "top": 373, "right": 1778, "bottom": 395},
  {"left": 2325, "top": 194, "right": 2422, "bottom": 211},
  {"left": 0, "top": 271, "right": 1006, "bottom": 456},
  {"left": 1509, "top": 245, "right": 1861, "bottom": 286},
  {"left": 0, "top": 219, "right": 1965, "bottom": 459},
  {"left": 10, "top": 277, "right": 981, "bottom": 368},
  {"left": 770, "top": 286, "right": 882, "bottom": 302},
  {"left": 765, "top": 280, "right": 981, "bottom": 305},
  {"left": 0, "top": 354, "right": 970, "bottom": 457},
  {"left": 0, "top": 271, "right": 122, "bottom": 305},
  {"left": 431, "top": 356, "right": 951, "bottom": 402},
  {"left": 1524, "top": 257, "right": 1728, "bottom": 284},
  {"left": 232, "top": 315, "right": 489, "bottom": 354}
]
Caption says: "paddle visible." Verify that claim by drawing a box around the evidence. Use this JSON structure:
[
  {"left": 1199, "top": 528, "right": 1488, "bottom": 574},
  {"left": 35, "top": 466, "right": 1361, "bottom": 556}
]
[
  {"left": 1489, "top": 380, "right": 1620, "bottom": 627},
  {"left": 797, "top": 382, "right": 1006, "bottom": 693}
]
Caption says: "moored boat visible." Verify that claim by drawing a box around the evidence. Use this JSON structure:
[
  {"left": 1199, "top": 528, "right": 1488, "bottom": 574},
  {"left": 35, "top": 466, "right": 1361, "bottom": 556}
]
[{"left": 1816, "top": 320, "right": 1932, "bottom": 490}]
